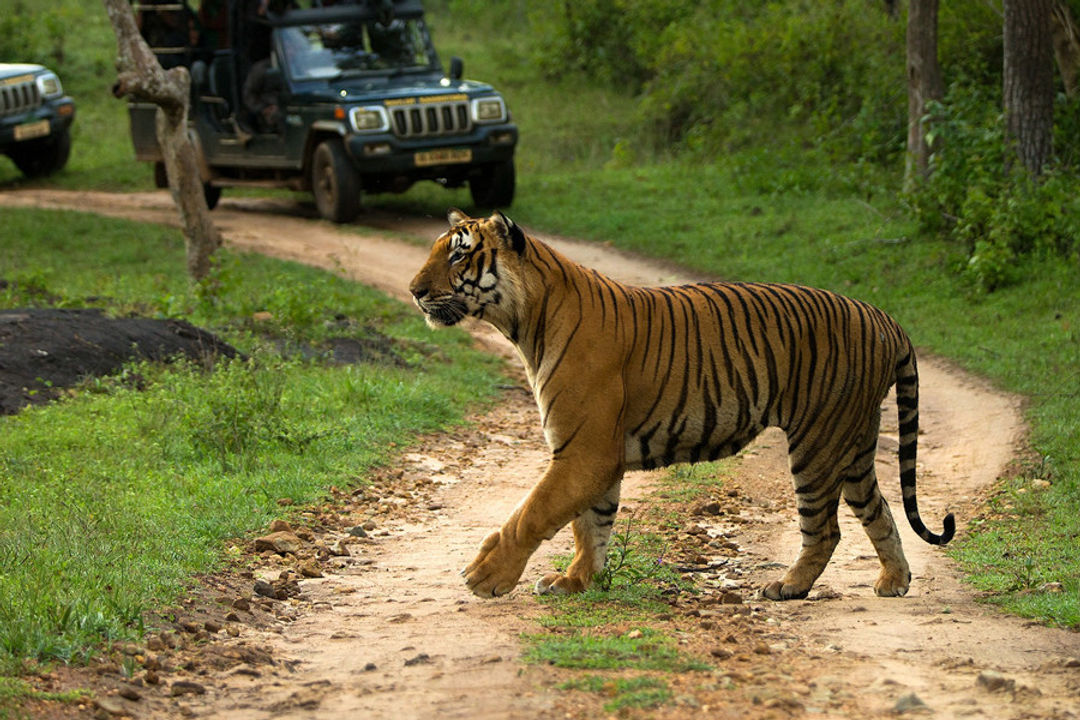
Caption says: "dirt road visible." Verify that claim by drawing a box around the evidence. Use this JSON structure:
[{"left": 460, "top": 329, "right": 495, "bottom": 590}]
[{"left": 3, "top": 190, "right": 1078, "bottom": 719}]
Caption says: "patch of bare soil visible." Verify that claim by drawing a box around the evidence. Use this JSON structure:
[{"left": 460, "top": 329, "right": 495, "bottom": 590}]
[
  {"left": 2, "top": 190, "right": 1078, "bottom": 720},
  {"left": 0, "top": 307, "right": 238, "bottom": 414}
]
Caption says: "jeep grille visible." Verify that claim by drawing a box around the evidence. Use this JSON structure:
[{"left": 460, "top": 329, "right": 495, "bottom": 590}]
[
  {"left": 391, "top": 100, "right": 471, "bottom": 138},
  {"left": 0, "top": 77, "right": 42, "bottom": 118}
]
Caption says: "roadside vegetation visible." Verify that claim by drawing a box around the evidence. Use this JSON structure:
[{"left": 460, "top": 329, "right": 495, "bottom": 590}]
[
  {"left": 0, "top": 209, "right": 502, "bottom": 678},
  {"left": 0, "top": 0, "right": 1076, "bottom": 696}
]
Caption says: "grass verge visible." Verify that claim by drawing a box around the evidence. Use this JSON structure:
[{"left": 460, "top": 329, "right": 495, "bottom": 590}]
[{"left": 0, "top": 209, "right": 502, "bottom": 678}]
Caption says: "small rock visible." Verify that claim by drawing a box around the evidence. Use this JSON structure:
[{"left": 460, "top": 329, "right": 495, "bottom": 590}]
[
  {"left": 180, "top": 621, "right": 200, "bottom": 634},
  {"left": 254, "top": 531, "right": 303, "bottom": 555},
  {"left": 328, "top": 539, "right": 352, "bottom": 557},
  {"left": 144, "top": 669, "right": 160, "bottom": 685},
  {"left": 204, "top": 621, "right": 222, "bottom": 634},
  {"left": 404, "top": 653, "right": 431, "bottom": 666},
  {"left": 892, "top": 692, "right": 929, "bottom": 714},
  {"left": 170, "top": 680, "right": 207, "bottom": 697},
  {"left": 225, "top": 612, "right": 241, "bottom": 622},
  {"left": 363, "top": 662, "right": 377, "bottom": 671},
  {"left": 1062, "top": 657, "right": 1080, "bottom": 668},
  {"left": 753, "top": 642, "right": 772, "bottom": 655},
  {"left": 93, "top": 697, "right": 127, "bottom": 716},
  {"left": 625, "top": 629, "right": 643, "bottom": 639},
  {"left": 299, "top": 561, "right": 323, "bottom": 578},
  {"left": 146, "top": 636, "right": 165, "bottom": 652},
  {"left": 347, "top": 525, "right": 368, "bottom": 538},
  {"left": 254, "top": 579, "right": 279, "bottom": 599},
  {"left": 268, "top": 519, "right": 294, "bottom": 533},
  {"left": 976, "top": 670, "right": 1014, "bottom": 693},
  {"left": 1039, "top": 582, "right": 1064, "bottom": 593},
  {"left": 710, "top": 648, "right": 733, "bottom": 659},
  {"left": 361, "top": 520, "right": 377, "bottom": 531},
  {"left": 117, "top": 685, "right": 142, "bottom": 701},
  {"left": 226, "top": 625, "right": 240, "bottom": 637},
  {"left": 232, "top": 597, "right": 251, "bottom": 612},
  {"left": 693, "top": 500, "right": 723, "bottom": 516},
  {"left": 720, "top": 591, "right": 744, "bottom": 605}
]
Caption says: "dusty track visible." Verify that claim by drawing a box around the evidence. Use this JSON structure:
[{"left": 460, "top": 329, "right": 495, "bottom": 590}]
[{"left": 2, "top": 190, "right": 1077, "bottom": 719}]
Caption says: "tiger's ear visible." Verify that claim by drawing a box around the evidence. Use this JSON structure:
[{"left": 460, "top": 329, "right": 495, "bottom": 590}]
[
  {"left": 491, "top": 210, "right": 527, "bottom": 255},
  {"left": 447, "top": 207, "right": 470, "bottom": 226}
]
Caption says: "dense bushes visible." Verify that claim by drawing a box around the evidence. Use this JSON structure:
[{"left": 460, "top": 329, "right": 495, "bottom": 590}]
[{"left": 444, "top": 0, "right": 1078, "bottom": 289}]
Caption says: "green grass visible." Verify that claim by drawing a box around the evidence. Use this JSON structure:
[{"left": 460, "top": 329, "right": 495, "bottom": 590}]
[
  {"left": 558, "top": 675, "right": 673, "bottom": 713},
  {"left": 0, "top": 208, "right": 502, "bottom": 673},
  {"left": 523, "top": 629, "right": 708, "bottom": 672}
]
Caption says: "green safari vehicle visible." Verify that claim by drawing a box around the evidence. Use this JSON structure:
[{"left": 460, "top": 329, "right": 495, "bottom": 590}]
[{"left": 128, "top": 0, "right": 517, "bottom": 222}]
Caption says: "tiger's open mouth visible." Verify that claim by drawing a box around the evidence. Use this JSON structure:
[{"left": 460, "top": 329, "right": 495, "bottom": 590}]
[{"left": 416, "top": 296, "right": 469, "bottom": 327}]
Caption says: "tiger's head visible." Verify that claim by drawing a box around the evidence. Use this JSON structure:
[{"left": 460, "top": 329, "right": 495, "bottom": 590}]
[{"left": 409, "top": 208, "right": 527, "bottom": 331}]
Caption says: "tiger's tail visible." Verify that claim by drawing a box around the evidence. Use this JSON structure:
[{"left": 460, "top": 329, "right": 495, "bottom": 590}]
[{"left": 895, "top": 343, "right": 955, "bottom": 545}]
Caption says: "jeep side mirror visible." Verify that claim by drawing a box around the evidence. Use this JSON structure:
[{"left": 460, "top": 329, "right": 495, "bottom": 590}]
[{"left": 449, "top": 56, "right": 463, "bottom": 81}]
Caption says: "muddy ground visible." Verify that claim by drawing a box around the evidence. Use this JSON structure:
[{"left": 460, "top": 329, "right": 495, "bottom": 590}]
[{"left": 1, "top": 190, "right": 1077, "bottom": 720}]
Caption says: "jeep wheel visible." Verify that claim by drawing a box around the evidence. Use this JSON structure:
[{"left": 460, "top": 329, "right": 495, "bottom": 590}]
[
  {"left": 312, "top": 138, "right": 360, "bottom": 223},
  {"left": 469, "top": 159, "right": 515, "bottom": 208},
  {"left": 11, "top": 126, "right": 71, "bottom": 179}
]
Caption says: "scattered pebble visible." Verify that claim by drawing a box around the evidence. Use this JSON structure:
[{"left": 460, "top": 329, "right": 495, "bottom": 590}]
[
  {"left": 976, "top": 670, "right": 1015, "bottom": 693},
  {"left": 892, "top": 692, "right": 929, "bottom": 714},
  {"left": 404, "top": 653, "right": 431, "bottom": 666},
  {"left": 254, "top": 531, "right": 303, "bottom": 555},
  {"left": 170, "top": 680, "right": 207, "bottom": 697}
]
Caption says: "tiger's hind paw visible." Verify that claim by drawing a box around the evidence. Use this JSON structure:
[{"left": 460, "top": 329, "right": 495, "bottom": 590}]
[
  {"left": 534, "top": 572, "right": 588, "bottom": 595},
  {"left": 762, "top": 580, "right": 810, "bottom": 601}
]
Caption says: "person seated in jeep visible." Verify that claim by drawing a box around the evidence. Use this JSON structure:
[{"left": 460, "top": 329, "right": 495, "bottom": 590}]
[{"left": 242, "top": 55, "right": 284, "bottom": 133}]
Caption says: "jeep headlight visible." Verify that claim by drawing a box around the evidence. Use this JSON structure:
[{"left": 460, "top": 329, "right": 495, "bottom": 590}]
[
  {"left": 36, "top": 72, "right": 63, "bottom": 98},
  {"left": 470, "top": 96, "right": 506, "bottom": 124},
  {"left": 349, "top": 106, "right": 389, "bottom": 133}
]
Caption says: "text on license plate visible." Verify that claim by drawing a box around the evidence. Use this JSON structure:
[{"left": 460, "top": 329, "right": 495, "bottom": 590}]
[
  {"left": 414, "top": 148, "right": 471, "bottom": 167},
  {"left": 14, "top": 119, "right": 50, "bottom": 141}
]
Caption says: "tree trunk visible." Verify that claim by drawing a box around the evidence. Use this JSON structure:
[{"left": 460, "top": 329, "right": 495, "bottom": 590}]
[
  {"left": 1050, "top": 0, "right": 1080, "bottom": 98},
  {"left": 1003, "top": 0, "right": 1055, "bottom": 175},
  {"left": 102, "top": 0, "right": 221, "bottom": 281},
  {"left": 905, "top": 0, "right": 944, "bottom": 190}
]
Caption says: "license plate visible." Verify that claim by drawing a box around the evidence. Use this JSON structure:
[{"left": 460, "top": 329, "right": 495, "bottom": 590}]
[
  {"left": 414, "top": 148, "right": 471, "bottom": 167},
  {"left": 14, "top": 119, "right": 50, "bottom": 141}
]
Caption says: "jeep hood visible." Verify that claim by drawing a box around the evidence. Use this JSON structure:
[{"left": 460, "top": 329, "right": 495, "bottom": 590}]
[
  {"left": 301, "top": 77, "right": 497, "bottom": 103},
  {"left": 0, "top": 63, "right": 47, "bottom": 78}
]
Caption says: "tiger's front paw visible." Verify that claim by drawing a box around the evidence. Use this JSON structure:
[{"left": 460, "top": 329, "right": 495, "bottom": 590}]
[
  {"left": 762, "top": 580, "right": 810, "bottom": 601},
  {"left": 461, "top": 530, "right": 528, "bottom": 598},
  {"left": 534, "top": 572, "right": 588, "bottom": 596},
  {"left": 873, "top": 567, "right": 911, "bottom": 597}
]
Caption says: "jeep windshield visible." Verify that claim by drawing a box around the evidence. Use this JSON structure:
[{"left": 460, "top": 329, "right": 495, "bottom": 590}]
[{"left": 278, "top": 19, "right": 437, "bottom": 81}]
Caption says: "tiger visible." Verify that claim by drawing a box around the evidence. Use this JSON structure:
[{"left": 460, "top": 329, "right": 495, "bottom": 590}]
[{"left": 409, "top": 209, "right": 954, "bottom": 600}]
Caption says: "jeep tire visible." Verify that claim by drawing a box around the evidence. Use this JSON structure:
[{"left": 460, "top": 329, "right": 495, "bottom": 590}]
[
  {"left": 469, "top": 159, "right": 515, "bottom": 208},
  {"left": 10, "top": 126, "right": 71, "bottom": 179},
  {"left": 312, "top": 138, "right": 360, "bottom": 223}
]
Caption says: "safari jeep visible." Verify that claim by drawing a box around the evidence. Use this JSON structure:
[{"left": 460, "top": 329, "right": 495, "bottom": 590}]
[
  {"left": 0, "top": 63, "right": 76, "bottom": 178},
  {"left": 128, "top": 0, "right": 517, "bottom": 222}
]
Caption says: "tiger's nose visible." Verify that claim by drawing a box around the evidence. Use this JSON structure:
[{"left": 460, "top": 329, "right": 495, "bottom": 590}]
[{"left": 409, "top": 278, "right": 428, "bottom": 301}]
